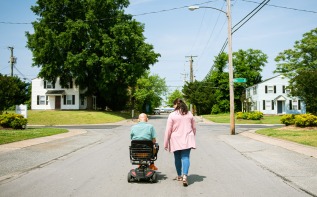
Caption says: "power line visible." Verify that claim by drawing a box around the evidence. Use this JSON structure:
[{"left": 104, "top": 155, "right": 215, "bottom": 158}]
[
  {"left": 0, "top": 1, "right": 315, "bottom": 25},
  {"left": 241, "top": 0, "right": 317, "bottom": 14},
  {"left": 217, "top": 0, "right": 270, "bottom": 55}
]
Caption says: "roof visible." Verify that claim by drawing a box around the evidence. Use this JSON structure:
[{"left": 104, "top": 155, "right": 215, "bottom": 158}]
[{"left": 45, "top": 90, "right": 65, "bottom": 95}]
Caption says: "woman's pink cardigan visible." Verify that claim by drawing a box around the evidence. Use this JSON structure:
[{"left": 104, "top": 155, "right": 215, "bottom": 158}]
[{"left": 164, "top": 110, "right": 196, "bottom": 152}]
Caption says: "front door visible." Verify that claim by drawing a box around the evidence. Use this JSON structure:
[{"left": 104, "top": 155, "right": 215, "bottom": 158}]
[
  {"left": 55, "top": 96, "right": 61, "bottom": 110},
  {"left": 277, "top": 101, "right": 283, "bottom": 114}
]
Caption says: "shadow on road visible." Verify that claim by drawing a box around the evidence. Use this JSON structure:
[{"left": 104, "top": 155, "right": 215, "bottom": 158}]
[{"left": 188, "top": 174, "right": 207, "bottom": 185}]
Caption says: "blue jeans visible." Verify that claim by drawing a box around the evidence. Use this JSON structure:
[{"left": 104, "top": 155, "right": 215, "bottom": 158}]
[{"left": 173, "top": 149, "right": 191, "bottom": 176}]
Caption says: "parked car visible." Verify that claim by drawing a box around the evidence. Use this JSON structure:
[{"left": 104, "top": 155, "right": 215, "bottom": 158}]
[{"left": 153, "top": 108, "right": 160, "bottom": 115}]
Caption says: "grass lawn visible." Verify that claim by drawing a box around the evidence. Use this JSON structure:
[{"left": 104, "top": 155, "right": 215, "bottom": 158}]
[
  {"left": 0, "top": 128, "right": 68, "bottom": 145},
  {"left": 0, "top": 110, "right": 131, "bottom": 145},
  {"left": 26, "top": 110, "right": 130, "bottom": 125},
  {"left": 256, "top": 127, "right": 317, "bottom": 148},
  {"left": 203, "top": 113, "right": 283, "bottom": 124}
]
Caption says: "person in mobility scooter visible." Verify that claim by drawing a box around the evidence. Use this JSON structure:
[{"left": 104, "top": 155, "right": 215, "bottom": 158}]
[{"left": 128, "top": 113, "right": 159, "bottom": 183}]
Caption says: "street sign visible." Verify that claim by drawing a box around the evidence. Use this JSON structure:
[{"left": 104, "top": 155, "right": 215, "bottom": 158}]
[{"left": 233, "top": 78, "right": 247, "bottom": 83}]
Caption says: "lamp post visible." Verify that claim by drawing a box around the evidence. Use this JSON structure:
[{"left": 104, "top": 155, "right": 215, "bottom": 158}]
[{"left": 189, "top": 0, "right": 235, "bottom": 135}]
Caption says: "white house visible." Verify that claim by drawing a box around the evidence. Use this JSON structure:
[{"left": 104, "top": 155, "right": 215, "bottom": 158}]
[
  {"left": 245, "top": 75, "right": 306, "bottom": 115},
  {"left": 31, "top": 77, "right": 95, "bottom": 110}
]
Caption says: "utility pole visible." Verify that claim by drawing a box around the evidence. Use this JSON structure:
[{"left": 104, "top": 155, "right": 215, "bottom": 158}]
[
  {"left": 8, "top": 46, "right": 16, "bottom": 77},
  {"left": 226, "top": 0, "right": 235, "bottom": 135},
  {"left": 185, "top": 56, "right": 197, "bottom": 83},
  {"left": 185, "top": 55, "right": 197, "bottom": 114}
]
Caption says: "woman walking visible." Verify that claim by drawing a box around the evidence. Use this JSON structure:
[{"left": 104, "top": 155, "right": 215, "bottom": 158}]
[{"left": 164, "top": 98, "right": 196, "bottom": 186}]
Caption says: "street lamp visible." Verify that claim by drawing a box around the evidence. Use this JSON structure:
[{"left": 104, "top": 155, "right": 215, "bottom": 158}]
[{"left": 189, "top": 1, "right": 235, "bottom": 135}]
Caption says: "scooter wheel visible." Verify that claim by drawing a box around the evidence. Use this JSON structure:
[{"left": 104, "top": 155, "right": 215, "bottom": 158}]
[
  {"left": 127, "top": 172, "right": 132, "bottom": 183},
  {"left": 151, "top": 172, "right": 158, "bottom": 183}
]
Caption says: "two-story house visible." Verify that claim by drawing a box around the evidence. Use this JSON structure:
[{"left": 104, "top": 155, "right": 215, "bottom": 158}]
[
  {"left": 245, "top": 75, "right": 306, "bottom": 115},
  {"left": 31, "top": 77, "right": 96, "bottom": 110}
]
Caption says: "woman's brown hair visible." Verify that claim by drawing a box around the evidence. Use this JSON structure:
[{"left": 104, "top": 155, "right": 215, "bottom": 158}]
[{"left": 173, "top": 98, "right": 188, "bottom": 115}]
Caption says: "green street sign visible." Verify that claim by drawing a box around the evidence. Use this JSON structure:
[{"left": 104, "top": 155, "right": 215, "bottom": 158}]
[{"left": 233, "top": 78, "right": 247, "bottom": 83}]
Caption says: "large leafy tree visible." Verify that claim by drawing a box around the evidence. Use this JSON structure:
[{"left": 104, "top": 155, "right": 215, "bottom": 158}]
[
  {"left": 0, "top": 74, "right": 29, "bottom": 114},
  {"left": 183, "top": 81, "right": 217, "bottom": 115},
  {"left": 166, "top": 89, "right": 183, "bottom": 107},
  {"left": 233, "top": 49, "right": 267, "bottom": 111},
  {"left": 201, "top": 49, "right": 266, "bottom": 114},
  {"left": 26, "top": 0, "right": 160, "bottom": 110},
  {"left": 204, "top": 52, "right": 230, "bottom": 114},
  {"left": 133, "top": 72, "right": 167, "bottom": 113},
  {"left": 274, "top": 27, "right": 317, "bottom": 114}
]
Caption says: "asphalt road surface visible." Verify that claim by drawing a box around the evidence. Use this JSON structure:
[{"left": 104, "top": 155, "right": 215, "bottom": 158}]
[{"left": 0, "top": 115, "right": 316, "bottom": 197}]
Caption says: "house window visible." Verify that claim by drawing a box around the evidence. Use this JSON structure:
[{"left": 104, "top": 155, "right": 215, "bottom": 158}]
[
  {"left": 289, "top": 100, "right": 293, "bottom": 110},
  {"left": 44, "top": 81, "right": 55, "bottom": 89},
  {"left": 292, "top": 99, "right": 298, "bottom": 110},
  {"left": 247, "top": 89, "right": 250, "bottom": 97},
  {"left": 80, "top": 94, "right": 85, "bottom": 105},
  {"left": 63, "top": 80, "right": 74, "bottom": 89},
  {"left": 266, "top": 85, "right": 276, "bottom": 93},
  {"left": 253, "top": 86, "right": 257, "bottom": 95},
  {"left": 63, "top": 95, "right": 75, "bottom": 105},
  {"left": 253, "top": 102, "right": 257, "bottom": 110},
  {"left": 284, "top": 86, "right": 290, "bottom": 94},
  {"left": 37, "top": 95, "right": 46, "bottom": 105},
  {"left": 266, "top": 100, "right": 271, "bottom": 110}
]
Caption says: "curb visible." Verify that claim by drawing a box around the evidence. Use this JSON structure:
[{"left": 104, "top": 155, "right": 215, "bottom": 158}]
[{"left": 0, "top": 129, "right": 86, "bottom": 154}]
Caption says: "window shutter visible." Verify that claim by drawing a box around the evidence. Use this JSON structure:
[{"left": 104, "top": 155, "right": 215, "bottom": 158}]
[
  {"left": 272, "top": 100, "right": 274, "bottom": 110},
  {"left": 265, "top": 86, "right": 267, "bottom": 93},
  {"left": 46, "top": 96, "right": 48, "bottom": 105},
  {"left": 289, "top": 100, "right": 292, "bottom": 110},
  {"left": 37, "top": 95, "right": 39, "bottom": 105},
  {"left": 298, "top": 100, "right": 301, "bottom": 110},
  {"left": 274, "top": 86, "right": 276, "bottom": 93},
  {"left": 72, "top": 95, "right": 75, "bottom": 105},
  {"left": 64, "top": 95, "right": 66, "bottom": 105},
  {"left": 263, "top": 100, "right": 265, "bottom": 110},
  {"left": 53, "top": 82, "right": 55, "bottom": 89},
  {"left": 283, "top": 85, "right": 285, "bottom": 93},
  {"left": 44, "top": 81, "right": 46, "bottom": 89}
]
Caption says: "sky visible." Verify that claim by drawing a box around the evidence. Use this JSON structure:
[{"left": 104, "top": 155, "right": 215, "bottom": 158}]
[{"left": 0, "top": 0, "right": 316, "bottom": 93}]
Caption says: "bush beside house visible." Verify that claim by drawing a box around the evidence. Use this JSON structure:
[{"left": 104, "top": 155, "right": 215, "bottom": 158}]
[
  {"left": 280, "top": 114, "right": 317, "bottom": 127},
  {"left": 0, "top": 113, "right": 27, "bottom": 129}
]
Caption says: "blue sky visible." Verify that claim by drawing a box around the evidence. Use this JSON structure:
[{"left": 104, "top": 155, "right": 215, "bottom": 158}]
[{"left": 0, "top": 0, "right": 316, "bottom": 93}]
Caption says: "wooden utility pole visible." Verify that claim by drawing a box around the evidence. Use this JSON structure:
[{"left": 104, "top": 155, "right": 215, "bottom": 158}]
[
  {"left": 185, "top": 55, "right": 197, "bottom": 114},
  {"left": 8, "top": 47, "right": 16, "bottom": 77},
  {"left": 185, "top": 56, "right": 197, "bottom": 83}
]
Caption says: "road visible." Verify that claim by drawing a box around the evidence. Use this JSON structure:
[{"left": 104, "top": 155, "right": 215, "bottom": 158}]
[{"left": 0, "top": 114, "right": 316, "bottom": 197}]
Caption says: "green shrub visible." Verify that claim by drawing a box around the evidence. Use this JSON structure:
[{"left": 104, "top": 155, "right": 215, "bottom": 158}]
[
  {"left": 236, "top": 112, "right": 244, "bottom": 119},
  {"left": 294, "top": 114, "right": 317, "bottom": 127},
  {"left": 280, "top": 114, "right": 296, "bottom": 126},
  {"left": 211, "top": 104, "right": 221, "bottom": 114},
  {"left": 236, "top": 111, "right": 263, "bottom": 120},
  {"left": 0, "top": 113, "right": 27, "bottom": 129}
]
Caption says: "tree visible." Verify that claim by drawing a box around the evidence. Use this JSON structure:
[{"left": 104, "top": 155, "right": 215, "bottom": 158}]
[
  {"left": 204, "top": 52, "right": 230, "bottom": 114},
  {"left": 133, "top": 72, "right": 167, "bottom": 113},
  {"left": 202, "top": 49, "right": 266, "bottom": 114},
  {"left": 274, "top": 27, "right": 317, "bottom": 114},
  {"left": 233, "top": 49, "right": 267, "bottom": 111},
  {"left": 0, "top": 74, "right": 29, "bottom": 114},
  {"left": 166, "top": 89, "right": 183, "bottom": 107},
  {"left": 182, "top": 81, "right": 217, "bottom": 115},
  {"left": 26, "top": 0, "right": 160, "bottom": 110}
]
